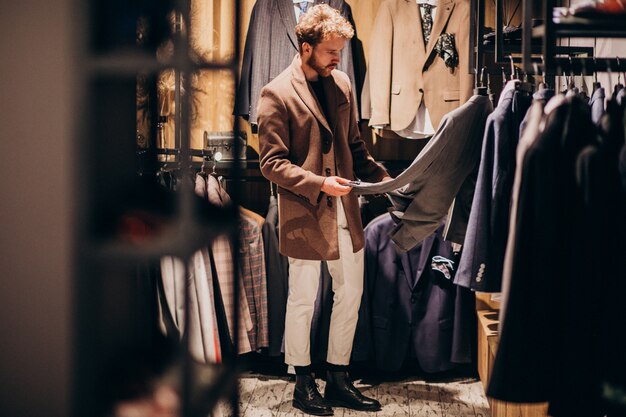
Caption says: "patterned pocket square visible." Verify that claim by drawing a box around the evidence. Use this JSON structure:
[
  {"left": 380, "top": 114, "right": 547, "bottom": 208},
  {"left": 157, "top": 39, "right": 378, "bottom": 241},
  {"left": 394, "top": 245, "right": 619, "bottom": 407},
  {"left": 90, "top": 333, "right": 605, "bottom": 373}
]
[
  {"left": 431, "top": 255, "right": 455, "bottom": 280},
  {"left": 434, "top": 33, "right": 458, "bottom": 70}
]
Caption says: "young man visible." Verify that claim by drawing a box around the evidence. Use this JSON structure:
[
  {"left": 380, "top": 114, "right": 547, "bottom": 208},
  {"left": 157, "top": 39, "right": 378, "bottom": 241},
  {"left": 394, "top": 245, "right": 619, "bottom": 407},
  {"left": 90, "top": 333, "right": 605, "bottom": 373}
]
[{"left": 257, "top": 4, "right": 390, "bottom": 416}]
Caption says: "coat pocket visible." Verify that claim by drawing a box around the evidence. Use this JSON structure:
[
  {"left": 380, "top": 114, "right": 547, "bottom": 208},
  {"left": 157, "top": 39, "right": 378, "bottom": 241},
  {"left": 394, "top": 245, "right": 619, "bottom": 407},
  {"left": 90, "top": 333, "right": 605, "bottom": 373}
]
[
  {"left": 391, "top": 83, "right": 402, "bottom": 95},
  {"left": 443, "top": 90, "right": 460, "bottom": 101}
]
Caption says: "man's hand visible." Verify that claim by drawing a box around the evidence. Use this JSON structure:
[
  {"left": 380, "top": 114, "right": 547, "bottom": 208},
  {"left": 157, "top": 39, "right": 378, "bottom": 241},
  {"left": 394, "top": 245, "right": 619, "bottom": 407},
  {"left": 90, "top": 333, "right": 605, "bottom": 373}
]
[{"left": 321, "top": 176, "right": 353, "bottom": 197}]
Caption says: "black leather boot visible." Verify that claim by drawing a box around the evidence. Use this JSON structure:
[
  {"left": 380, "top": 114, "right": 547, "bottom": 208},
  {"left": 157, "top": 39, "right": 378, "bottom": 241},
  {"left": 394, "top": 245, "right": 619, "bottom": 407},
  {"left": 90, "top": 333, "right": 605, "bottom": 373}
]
[
  {"left": 324, "top": 371, "right": 381, "bottom": 411},
  {"left": 293, "top": 374, "right": 334, "bottom": 416}
]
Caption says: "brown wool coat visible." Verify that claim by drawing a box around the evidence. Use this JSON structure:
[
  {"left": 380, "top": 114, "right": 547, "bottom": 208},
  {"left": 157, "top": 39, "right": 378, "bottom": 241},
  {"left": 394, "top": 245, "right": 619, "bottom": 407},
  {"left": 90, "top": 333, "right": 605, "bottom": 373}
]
[{"left": 258, "top": 55, "right": 388, "bottom": 260}]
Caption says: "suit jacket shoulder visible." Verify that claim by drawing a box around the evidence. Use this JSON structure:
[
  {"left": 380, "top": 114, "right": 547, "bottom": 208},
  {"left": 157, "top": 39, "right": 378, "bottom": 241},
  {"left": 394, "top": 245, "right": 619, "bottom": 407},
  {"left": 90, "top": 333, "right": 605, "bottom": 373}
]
[
  {"left": 331, "top": 69, "right": 352, "bottom": 100},
  {"left": 260, "top": 64, "right": 293, "bottom": 95}
]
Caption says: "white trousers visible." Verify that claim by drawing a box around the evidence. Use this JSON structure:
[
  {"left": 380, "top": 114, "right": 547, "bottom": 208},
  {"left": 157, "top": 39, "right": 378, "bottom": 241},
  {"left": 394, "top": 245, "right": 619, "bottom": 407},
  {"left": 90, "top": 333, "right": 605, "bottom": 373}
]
[{"left": 285, "top": 198, "right": 365, "bottom": 366}]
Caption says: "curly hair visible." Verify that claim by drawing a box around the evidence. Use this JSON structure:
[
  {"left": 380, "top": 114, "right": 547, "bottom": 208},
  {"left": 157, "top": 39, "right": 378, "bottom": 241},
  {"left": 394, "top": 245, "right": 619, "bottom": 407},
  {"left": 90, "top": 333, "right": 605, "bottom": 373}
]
[{"left": 295, "top": 4, "right": 354, "bottom": 51}]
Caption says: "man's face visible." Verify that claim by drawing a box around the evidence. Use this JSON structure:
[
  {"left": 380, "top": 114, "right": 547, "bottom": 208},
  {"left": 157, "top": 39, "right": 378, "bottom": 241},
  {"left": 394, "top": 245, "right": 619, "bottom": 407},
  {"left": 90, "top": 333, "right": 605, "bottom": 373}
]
[{"left": 304, "top": 35, "right": 345, "bottom": 77}]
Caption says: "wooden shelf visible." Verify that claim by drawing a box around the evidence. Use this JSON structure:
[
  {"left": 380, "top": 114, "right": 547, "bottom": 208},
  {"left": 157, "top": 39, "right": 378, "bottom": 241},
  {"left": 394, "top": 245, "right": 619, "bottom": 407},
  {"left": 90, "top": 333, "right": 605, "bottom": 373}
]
[
  {"left": 533, "top": 22, "right": 626, "bottom": 39},
  {"left": 86, "top": 211, "right": 238, "bottom": 262},
  {"left": 477, "top": 309, "right": 550, "bottom": 417}
]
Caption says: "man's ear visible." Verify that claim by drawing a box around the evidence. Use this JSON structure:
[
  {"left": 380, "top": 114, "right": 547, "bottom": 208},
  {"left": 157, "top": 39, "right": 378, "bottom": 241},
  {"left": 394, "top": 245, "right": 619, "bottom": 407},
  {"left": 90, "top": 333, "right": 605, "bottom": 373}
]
[{"left": 301, "top": 42, "right": 311, "bottom": 55}]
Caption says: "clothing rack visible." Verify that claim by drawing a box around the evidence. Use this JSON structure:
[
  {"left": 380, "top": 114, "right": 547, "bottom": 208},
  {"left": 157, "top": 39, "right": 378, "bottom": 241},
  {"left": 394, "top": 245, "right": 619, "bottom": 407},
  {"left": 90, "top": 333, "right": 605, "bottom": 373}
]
[
  {"left": 470, "top": 0, "right": 596, "bottom": 96},
  {"left": 522, "top": 0, "right": 626, "bottom": 74},
  {"left": 77, "top": 1, "right": 246, "bottom": 416}
]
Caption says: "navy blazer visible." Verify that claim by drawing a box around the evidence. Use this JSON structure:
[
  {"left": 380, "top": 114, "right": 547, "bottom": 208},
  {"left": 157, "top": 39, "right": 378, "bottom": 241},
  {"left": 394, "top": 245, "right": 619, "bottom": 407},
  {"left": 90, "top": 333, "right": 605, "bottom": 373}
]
[
  {"left": 487, "top": 96, "right": 607, "bottom": 417},
  {"left": 455, "top": 83, "right": 530, "bottom": 292},
  {"left": 353, "top": 214, "right": 474, "bottom": 373}
]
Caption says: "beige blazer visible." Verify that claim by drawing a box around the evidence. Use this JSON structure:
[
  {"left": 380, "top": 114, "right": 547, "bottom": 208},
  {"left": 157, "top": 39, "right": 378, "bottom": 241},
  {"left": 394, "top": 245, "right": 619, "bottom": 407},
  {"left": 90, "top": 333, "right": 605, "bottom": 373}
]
[
  {"left": 362, "top": 0, "right": 474, "bottom": 131},
  {"left": 257, "top": 55, "right": 388, "bottom": 260}
]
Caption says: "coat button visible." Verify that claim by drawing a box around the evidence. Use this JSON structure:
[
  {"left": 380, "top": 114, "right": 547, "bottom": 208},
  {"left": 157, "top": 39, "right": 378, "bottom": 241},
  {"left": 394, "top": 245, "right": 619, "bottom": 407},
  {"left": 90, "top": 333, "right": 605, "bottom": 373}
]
[
  {"left": 325, "top": 168, "right": 331, "bottom": 176},
  {"left": 327, "top": 196, "right": 333, "bottom": 207}
]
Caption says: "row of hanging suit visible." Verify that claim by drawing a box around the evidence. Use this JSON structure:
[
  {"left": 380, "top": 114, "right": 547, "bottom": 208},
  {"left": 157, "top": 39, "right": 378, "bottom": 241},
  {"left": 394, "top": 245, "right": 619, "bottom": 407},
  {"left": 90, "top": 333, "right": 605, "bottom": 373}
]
[
  {"left": 155, "top": 165, "right": 477, "bottom": 374},
  {"left": 340, "top": 72, "right": 626, "bottom": 415},
  {"left": 157, "top": 172, "right": 270, "bottom": 363},
  {"left": 452, "top": 78, "right": 626, "bottom": 416},
  {"left": 227, "top": 0, "right": 478, "bottom": 372},
  {"left": 235, "top": 0, "right": 473, "bottom": 139}
]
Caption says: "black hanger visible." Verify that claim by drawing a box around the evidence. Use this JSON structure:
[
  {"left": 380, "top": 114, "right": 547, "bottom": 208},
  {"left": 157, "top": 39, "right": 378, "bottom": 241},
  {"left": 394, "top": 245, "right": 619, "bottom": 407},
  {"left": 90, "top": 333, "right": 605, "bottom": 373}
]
[
  {"left": 614, "top": 57, "right": 624, "bottom": 96},
  {"left": 516, "top": 68, "right": 533, "bottom": 95},
  {"left": 473, "top": 67, "right": 488, "bottom": 96},
  {"left": 473, "top": 67, "right": 487, "bottom": 97},
  {"left": 197, "top": 148, "right": 208, "bottom": 179},
  {"left": 592, "top": 58, "right": 602, "bottom": 92},
  {"left": 533, "top": 62, "right": 546, "bottom": 91}
]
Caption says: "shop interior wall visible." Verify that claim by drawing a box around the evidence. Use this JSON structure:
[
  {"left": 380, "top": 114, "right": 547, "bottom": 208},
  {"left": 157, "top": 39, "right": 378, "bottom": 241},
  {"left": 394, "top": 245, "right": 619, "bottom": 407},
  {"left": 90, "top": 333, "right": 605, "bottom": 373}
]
[{"left": 0, "top": 0, "right": 75, "bottom": 416}]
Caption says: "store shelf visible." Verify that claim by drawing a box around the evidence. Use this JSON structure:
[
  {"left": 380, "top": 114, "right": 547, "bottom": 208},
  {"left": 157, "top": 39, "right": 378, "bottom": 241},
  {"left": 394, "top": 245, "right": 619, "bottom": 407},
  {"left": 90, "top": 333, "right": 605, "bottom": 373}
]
[
  {"left": 86, "top": 50, "right": 237, "bottom": 75},
  {"left": 86, "top": 210, "right": 238, "bottom": 262},
  {"left": 477, "top": 44, "right": 594, "bottom": 56},
  {"left": 533, "top": 22, "right": 626, "bottom": 39}
]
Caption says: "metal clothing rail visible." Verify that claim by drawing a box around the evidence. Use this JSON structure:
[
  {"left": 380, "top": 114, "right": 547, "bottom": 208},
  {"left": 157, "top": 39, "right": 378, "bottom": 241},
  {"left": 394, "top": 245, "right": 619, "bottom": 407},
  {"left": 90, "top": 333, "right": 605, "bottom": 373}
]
[
  {"left": 471, "top": 0, "right": 596, "bottom": 85},
  {"left": 522, "top": 0, "right": 626, "bottom": 74}
]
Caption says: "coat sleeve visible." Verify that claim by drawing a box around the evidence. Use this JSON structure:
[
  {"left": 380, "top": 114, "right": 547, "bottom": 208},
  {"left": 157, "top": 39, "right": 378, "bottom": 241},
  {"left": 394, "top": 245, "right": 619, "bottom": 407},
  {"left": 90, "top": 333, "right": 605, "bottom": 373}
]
[
  {"left": 234, "top": 3, "right": 257, "bottom": 118},
  {"left": 258, "top": 87, "right": 326, "bottom": 205},
  {"left": 367, "top": 2, "right": 393, "bottom": 127}
]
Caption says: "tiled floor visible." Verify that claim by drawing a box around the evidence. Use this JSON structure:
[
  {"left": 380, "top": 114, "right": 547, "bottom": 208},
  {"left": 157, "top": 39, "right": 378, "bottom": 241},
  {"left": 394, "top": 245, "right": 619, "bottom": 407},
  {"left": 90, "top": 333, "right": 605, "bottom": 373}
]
[{"left": 233, "top": 373, "right": 491, "bottom": 417}]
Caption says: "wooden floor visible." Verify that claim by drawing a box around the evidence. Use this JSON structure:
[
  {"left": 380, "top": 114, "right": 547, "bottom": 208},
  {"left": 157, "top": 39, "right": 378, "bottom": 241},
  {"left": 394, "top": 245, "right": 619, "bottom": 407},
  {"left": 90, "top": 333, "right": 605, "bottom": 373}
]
[{"left": 230, "top": 373, "right": 491, "bottom": 417}]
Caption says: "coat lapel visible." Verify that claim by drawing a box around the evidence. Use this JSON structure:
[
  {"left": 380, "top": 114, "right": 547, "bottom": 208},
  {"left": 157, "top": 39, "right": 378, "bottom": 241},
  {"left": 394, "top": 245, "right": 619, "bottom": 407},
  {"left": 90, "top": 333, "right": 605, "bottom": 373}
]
[
  {"left": 424, "top": 0, "right": 455, "bottom": 62},
  {"left": 405, "top": 0, "right": 427, "bottom": 67},
  {"left": 277, "top": 0, "right": 299, "bottom": 50},
  {"left": 407, "top": 0, "right": 427, "bottom": 53},
  {"left": 413, "top": 233, "right": 436, "bottom": 287},
  {"left": 291, "top": 55, "right": 333, "bottom": 134},
  {"left": 400, "top": 251, "right": 416, "bottom": 290}
]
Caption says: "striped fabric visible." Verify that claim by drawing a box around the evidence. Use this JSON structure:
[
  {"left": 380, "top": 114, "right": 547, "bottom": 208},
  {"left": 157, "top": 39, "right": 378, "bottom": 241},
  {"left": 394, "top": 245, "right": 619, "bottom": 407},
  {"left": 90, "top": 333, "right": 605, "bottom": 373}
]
[
  {"left": 211, "top": 235, "right": 254, "bottom": 354},
  {"left": 159, "top": 250, "right": 222, "bottom": 364},
  {"left": 240, "top": 213, "right": 269, "bottom": 350},
  {"left": 205, "top": 174, "right": 254, "bottom": 354}
]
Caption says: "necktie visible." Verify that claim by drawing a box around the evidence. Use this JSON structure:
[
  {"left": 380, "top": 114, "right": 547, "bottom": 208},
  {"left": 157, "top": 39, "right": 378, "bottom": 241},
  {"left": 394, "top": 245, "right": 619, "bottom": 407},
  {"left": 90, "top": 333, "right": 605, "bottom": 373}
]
[
  {"left": 421, "top": 4, "right": 433, "bottom": 45},
  {"left": 297, "top": 1, "right": 309, "bottom": 22}
]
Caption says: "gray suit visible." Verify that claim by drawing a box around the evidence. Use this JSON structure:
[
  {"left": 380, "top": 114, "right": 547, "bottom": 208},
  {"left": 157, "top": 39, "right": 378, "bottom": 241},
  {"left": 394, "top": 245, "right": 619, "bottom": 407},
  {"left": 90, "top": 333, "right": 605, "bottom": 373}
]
[
  {"left": 234, "top": 0, "right": 357, "bottom": 125},
  {"left": 352, "top": 95, "right": 492, "bottom": 251}
]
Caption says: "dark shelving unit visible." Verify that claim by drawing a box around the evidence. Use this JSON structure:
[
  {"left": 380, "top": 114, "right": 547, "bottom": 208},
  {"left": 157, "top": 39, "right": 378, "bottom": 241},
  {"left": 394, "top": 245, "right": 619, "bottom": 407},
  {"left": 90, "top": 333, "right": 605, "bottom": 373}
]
[
  {"left": 74, "top": 1, "right": 243, "bottom": 416},
  {"left": 523, "top": 0, "right": 626, "bottom": 74}
]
